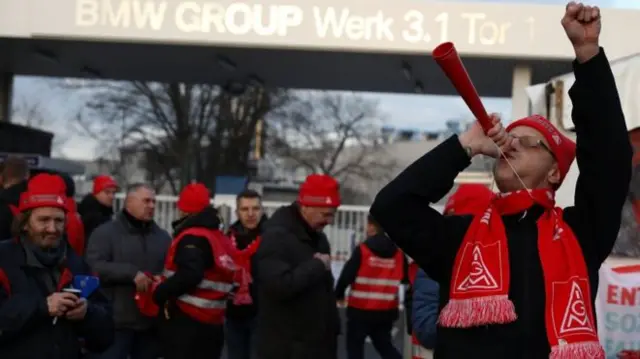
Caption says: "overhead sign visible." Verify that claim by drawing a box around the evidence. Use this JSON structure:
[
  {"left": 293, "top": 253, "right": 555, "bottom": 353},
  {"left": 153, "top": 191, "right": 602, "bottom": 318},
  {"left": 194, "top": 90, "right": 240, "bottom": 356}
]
[{"left": 22, "top": 0, "right": 639, "bottom": 60}]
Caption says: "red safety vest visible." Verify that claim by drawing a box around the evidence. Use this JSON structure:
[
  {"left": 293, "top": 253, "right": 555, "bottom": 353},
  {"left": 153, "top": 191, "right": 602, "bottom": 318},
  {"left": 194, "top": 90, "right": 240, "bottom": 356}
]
[
  {"left": 162, "top": 227, "right": 237, "bottom": 324},
  {"left": 347, "top": 244, "right": 403, "bottom": 311}
]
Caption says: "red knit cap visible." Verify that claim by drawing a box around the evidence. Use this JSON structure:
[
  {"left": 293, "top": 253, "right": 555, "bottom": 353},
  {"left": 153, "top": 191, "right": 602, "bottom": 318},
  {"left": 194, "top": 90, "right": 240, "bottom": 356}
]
[
  {"left": 506, "top": 115, "right": 576, "bottom": 184},
  {"left": 19, "top": 173, "right": 68, "bottom": 212},
  {"left": 177, "top": 183, "right": 211, "bottom": 214},
  {"left": 93, "top": 175, "right": 118, "bottom": 195},
  {"left": 444, "top": 184, "right": 494, "bottom": 215},
  {"left": 298, "top": 174, "right": 341, "bottom": 208}
]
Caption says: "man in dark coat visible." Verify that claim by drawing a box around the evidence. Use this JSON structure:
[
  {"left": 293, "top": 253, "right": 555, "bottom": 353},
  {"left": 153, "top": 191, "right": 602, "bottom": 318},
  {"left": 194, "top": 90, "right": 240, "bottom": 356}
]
[
  {"left": 254, "top": 174, "right": 341, "bottom": 359},
  {"left": 78, "top": 175, "right": 117, "bottom": 242},
  {"left": 225, "top": 189, "right": 267, "bottom": 359},
  {"left": 370, "top": 3, "right": 632, "bottom": 359},
  {"left": 0, "top": 173, "right": 114, "bottom": 358}
]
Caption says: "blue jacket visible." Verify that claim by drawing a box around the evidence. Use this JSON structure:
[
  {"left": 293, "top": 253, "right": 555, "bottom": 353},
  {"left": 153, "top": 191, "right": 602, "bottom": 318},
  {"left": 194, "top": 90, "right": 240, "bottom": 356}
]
[
  {"left": 0, "top": 239, "right": 114, "bottom": 358},
  {"left": 411, "top": 269, "right": 439, "bottom": 349}
]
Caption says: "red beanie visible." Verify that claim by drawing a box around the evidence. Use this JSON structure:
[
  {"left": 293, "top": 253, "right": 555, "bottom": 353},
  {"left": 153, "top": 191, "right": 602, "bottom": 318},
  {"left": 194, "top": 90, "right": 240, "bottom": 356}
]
[
  {"left": 298, "top": 174, "right": 341, "bottom": 208},
  {"left": 444, "top": 184, "right": 494, "bottom": 215},
  {"left": 506, "top": 115, "right": 576, "bottom": 184},
  {"left": 19, "top": 173, "right": 68, "bottom": 212},
  {"left": 177, "top": 183, "right": 211, "bottom": 214},
  {"left": 93, "top": 175, "right": 118, "bottom": 195}
]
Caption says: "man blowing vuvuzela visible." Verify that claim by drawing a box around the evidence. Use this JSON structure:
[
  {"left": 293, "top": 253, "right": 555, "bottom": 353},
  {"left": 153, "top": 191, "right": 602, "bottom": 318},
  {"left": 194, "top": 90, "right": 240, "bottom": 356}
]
[{"left": 370, "top": 3, "right": 632, "bottom": 358}]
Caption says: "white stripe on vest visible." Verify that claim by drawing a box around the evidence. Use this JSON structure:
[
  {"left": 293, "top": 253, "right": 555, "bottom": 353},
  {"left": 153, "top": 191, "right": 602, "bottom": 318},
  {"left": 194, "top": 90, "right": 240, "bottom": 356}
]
[
  {"left": 163, "top": 270, "right": 235, "bottom": 292},
  {"left": 163, "top": 270, "right": 232, "bottom": 309}
]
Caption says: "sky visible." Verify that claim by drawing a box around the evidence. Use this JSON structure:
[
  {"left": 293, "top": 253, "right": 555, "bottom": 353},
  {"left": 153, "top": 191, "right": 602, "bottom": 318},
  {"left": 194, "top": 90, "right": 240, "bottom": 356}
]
[{"left": 10, "top": 0, "right": 637, "bottom": 161}]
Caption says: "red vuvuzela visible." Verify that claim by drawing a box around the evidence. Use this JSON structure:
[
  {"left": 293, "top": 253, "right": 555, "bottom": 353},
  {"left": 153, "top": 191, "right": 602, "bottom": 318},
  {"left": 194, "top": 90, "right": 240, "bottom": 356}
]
[{"left": 432, "top": 42, "right": 493, "bottom": 133}]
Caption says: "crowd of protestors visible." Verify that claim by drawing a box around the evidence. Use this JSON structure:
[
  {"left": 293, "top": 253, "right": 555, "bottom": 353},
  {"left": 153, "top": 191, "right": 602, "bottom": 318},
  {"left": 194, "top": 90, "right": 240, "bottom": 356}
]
[{"left": 0, "top": 3, "right": 639, "bottom": 359}]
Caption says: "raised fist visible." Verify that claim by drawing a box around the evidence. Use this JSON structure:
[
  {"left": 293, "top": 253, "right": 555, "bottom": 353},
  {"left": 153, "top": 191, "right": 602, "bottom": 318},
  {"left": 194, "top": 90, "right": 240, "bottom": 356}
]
[{"left": 561, "top": 2, "right": 601, "bottom": 48}]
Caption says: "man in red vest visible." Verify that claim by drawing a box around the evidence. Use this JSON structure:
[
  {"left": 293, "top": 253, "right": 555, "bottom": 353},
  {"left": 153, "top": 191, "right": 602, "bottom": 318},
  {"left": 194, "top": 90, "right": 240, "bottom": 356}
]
[
  {"left": 152, "top": 183, "right": 238, "bottom": 359},
  {"left": 335, "top": 214, "right": 407, "bottom": 359},
  {"left": 225, "top": 189, "right": 267, "bottom": 359}
]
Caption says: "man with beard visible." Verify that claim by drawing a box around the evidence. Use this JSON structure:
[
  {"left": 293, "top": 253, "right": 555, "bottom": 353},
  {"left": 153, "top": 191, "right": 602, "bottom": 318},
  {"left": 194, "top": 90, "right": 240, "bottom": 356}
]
[
  {"left": 225, "top": 189, "right": 267, "bottom": 359},
  {"left": 254, "top": 174, "right": 341, "bottom": 359},
  {"left": 370, "top": 3, "right": 632, "bottom": 358},
  {"left": 0, "top": 173, "right": 114, "bottom": 358}
]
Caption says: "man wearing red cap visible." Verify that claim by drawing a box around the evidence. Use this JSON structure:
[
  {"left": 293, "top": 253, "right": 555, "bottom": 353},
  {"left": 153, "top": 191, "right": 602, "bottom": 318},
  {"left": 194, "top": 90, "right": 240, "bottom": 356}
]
[
  {"left": 254, "top": 174, "right": 342, "bottom": 359},
  {"left": 78, "top": 175, "right": 117, "bottom": 241},
  {"left": 371, "top": 4, "right": 632, "bottom": 359},
  {"left": 0, "top": 174, "right": 114, "bottom": 358},
  {"left": 153, "top": 183, "right": 237, "bottom": 359}
]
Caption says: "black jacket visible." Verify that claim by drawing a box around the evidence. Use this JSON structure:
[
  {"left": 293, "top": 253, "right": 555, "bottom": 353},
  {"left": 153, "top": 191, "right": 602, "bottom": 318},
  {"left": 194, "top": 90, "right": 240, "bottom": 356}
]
[
  {"left": 77, "top": 194, "right": 114, "bottom": 244},
  {"left": 254, "top": 203, "right": 340, "bottom": 359},
  {"left": 0, "top": 240, "right": 114, "bottom": 358},
  {"left": 370, "top": 49, "right": 632, "bottom": 359},
  {"left": 0, "top": 181, "right": 27, "bottom": 241},
  {"left": 335, "top": 234, "right": 408, "bottom": 322},
  {"left": 225, "top": 215, "right": 267, "bottom": 320},
  {"left": 153, "top": 206, "right": 219, "bottom": 315}
]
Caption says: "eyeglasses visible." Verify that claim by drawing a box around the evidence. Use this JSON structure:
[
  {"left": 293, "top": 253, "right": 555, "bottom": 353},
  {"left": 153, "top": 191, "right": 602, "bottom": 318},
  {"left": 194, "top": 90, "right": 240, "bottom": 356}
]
[{"left": 511, "top": 135, "right": 555, "bottom": 159}]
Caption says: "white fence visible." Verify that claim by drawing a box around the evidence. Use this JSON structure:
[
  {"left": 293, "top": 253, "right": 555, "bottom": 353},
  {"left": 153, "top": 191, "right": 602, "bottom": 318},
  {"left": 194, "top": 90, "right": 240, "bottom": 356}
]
[{"left": 113, "top": 193, "right": 372, "bottom": 260}]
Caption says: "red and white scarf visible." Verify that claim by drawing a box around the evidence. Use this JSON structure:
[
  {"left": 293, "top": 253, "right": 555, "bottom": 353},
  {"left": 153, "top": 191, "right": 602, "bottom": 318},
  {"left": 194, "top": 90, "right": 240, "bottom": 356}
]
[
  {"left": 229, "top": 234, "right": 261, "bottom": 306},
  {"left": 438, "top": 189, "right": 604, "bottom": 359}
]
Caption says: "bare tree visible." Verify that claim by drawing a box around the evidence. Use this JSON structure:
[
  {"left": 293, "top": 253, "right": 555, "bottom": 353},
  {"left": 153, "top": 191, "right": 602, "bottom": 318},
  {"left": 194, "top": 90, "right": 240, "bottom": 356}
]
[
  {"left": 268, "top": 92, "right": 396, "bottom": 202},
  {"left": 11, "top": 97, "right": 69, "bottom": 156},
  {"left": 68, "top": 80, "right": 290, "bottom": 194}
]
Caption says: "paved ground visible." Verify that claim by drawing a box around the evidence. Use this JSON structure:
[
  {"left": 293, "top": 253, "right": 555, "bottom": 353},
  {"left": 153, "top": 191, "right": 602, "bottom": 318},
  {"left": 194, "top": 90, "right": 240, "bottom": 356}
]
[
  {"left": 221, "top": 308, "right": 407, "bottom": 359},
  {"left": 221, "top": 262, "right": 407, "bottom": 359}
]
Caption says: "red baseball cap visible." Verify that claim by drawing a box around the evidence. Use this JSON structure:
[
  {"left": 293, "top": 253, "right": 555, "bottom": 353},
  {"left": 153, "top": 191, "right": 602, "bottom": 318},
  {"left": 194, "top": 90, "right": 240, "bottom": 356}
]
[
  {"left": 177, "top": 183, "right": 211, "bottom": 214},
  {"left": 506, "top": 115, "right": 576, "bottom": 185},
  {"left": 19, "top": 174, "right": 68, "bottom": 212},
  {"left": 297, "top": 174, "right": 341, "bottom": 208},
  {"left": 92, "top": 175, "right": 118, "bottom": 195}
]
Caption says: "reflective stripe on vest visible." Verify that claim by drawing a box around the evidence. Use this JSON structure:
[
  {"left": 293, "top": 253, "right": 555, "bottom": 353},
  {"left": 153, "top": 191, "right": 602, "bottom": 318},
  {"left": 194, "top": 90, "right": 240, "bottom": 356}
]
[
  {"left": 162, "top": 227, "right": 237, "bottom": 324},
  {"left": 347, "top": 244, "right": 403, "bottom": 310},
  {"left": 163, "top": 269, "right": 232, "bottom": 309}
]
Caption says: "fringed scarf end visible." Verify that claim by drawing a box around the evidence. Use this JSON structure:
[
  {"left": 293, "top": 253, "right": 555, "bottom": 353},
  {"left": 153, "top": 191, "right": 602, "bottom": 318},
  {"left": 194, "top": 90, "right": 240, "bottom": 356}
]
[
  {"left": 550, "top": 341, "right": 605, "bottom": 359},
  {"left": 438, "top": 295, "right": 517, "bottom": 328}
]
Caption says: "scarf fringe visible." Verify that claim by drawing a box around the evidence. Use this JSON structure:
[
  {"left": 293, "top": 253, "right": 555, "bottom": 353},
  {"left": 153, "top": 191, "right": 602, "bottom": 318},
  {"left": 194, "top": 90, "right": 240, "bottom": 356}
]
[
  {"left": 550, "top": 341, "right": 605, "bottom": 359},
  {"left": 438, "top": 295, "right": 517, "bottom": 327}
]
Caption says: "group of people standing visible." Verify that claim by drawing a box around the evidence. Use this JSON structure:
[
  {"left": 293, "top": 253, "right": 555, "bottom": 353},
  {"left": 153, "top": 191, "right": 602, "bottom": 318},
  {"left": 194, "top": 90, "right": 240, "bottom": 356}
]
[
  {"left": 0, "top": 3, "right": 638, "bottom": 359},
  {"left": 0, "top": 169, "right": 269, "bottom": 359}
]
